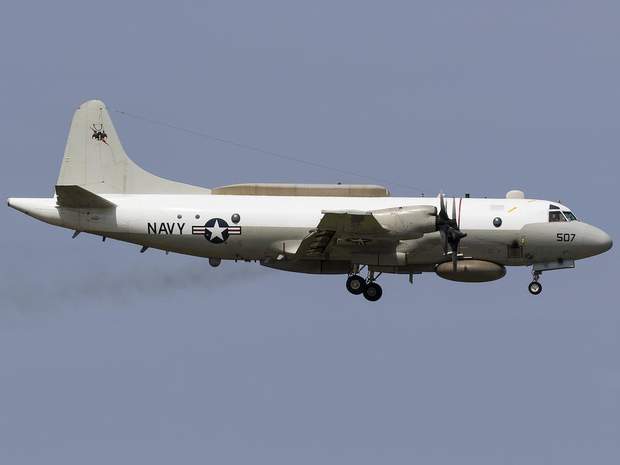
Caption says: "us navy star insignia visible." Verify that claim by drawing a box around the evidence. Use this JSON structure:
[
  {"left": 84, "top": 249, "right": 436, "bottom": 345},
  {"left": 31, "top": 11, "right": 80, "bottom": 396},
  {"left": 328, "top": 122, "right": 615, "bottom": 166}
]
[{"left": 192, "top": 218, "right": 241, "bottom": 244}]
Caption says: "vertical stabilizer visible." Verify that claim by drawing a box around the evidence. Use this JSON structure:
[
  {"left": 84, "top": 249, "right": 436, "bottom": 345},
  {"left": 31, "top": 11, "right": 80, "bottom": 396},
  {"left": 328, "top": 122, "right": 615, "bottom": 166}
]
[{"left": 57, "top": 100, "right": 209, "bottom": 194}]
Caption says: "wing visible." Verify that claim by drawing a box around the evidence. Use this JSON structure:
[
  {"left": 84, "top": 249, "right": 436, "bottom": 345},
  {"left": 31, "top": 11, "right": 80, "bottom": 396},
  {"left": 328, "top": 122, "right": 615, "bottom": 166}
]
[
  {"left": 295, "top": 210, "right": 393, "bottom": 258},
  {"left": 295, "top": 205, "right": 439, "bottom": 259}
]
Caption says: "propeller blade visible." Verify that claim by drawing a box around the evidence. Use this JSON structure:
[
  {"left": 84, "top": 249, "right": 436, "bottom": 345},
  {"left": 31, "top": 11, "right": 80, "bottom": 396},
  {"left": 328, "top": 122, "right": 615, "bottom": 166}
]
[
  {"left": 452, "top": 248, "right": 458, "bottom": 272},
  {"left": 438, "top": 192, "right": 447, "bottom": 219},
  {"left": 439, "top": 229, "right": 448, "bottom": 255},
  {"left": 436, "top": 193, "right": 467, "bottom": 265},
  {"left": 451, "top": 197, "right": 456, "bottom": 222}
]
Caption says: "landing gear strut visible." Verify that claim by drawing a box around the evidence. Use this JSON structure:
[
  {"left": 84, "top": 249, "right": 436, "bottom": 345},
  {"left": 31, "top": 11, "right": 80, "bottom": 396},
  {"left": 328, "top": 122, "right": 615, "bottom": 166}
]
[
  {"left": 346, "top": 268, "right": 383, "bottom": 301},
  {"left": 528, "top": 271, "right": 542, "bottom": 295}
]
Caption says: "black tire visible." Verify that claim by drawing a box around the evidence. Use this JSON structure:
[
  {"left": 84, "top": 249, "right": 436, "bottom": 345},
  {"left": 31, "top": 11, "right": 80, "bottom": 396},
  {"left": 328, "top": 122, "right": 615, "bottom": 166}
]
[
  {"left": 528, "top": 281, "right": 542, "bottom": 295},
  {"left": 363, "top": 282, "right": 383, "bottom": 302},
  {"left": 346, "top": 275, "right": 366, "bottom": 295}
]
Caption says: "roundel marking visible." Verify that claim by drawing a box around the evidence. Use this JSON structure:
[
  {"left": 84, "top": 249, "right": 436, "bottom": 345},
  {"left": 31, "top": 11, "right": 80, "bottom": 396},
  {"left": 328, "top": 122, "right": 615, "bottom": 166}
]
[
  {"left": 191, "top": 217, "right": 242, "bottom": 244},
  {"left": 204, "top": 217, "right": 229, "bottom": 244}
]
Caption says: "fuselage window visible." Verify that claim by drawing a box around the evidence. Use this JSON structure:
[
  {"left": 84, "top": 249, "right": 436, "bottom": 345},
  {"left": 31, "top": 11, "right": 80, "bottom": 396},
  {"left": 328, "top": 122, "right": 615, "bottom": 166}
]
[
  {"left": 549, "top": 211, "right": 567, "bottom": 222},
  {"left": 563, "top": 211, "right": 577, "bottom": 221}
]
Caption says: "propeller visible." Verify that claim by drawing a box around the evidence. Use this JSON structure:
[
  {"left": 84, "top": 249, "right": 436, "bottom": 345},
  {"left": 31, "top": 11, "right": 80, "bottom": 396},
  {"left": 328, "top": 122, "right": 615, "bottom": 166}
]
[{"left": 436, "top": 193, "right": 467, "bottom": 271}]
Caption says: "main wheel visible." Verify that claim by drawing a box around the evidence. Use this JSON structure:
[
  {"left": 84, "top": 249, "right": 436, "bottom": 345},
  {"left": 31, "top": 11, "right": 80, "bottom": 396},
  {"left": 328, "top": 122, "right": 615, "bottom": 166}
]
[
  {"left": 528, "top": 281, "right": 542, "bottom": 295},
  {"left": 346, "top": 275, "right": 366, "bottom": 295},
  {"left": 363, "top": 282, "right": 383, "bottom": 302}
]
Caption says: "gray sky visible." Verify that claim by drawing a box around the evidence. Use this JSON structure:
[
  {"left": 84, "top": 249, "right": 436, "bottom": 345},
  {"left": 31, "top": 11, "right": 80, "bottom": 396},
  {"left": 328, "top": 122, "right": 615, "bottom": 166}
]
[{"left": 1, "top": 1, "right": 618, "bottom": 463}]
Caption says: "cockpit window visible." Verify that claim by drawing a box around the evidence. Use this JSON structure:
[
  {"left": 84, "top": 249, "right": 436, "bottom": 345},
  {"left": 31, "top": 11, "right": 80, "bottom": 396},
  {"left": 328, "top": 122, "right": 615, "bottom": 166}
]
[
  {"left": 549, "top": 204, "right": 560, "bottom": 210},
  {"left": 549, "top": 211, "right": 567, "bottom": 222},
  {"left": 563, "top": 211, "right": 577, "bottom": 221}
]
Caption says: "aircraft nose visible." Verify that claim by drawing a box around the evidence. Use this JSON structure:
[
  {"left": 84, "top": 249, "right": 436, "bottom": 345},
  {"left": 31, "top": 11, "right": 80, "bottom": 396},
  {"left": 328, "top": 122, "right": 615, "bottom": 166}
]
[{"left": 584, "top": 225, "right": 613, "bottom": 256}]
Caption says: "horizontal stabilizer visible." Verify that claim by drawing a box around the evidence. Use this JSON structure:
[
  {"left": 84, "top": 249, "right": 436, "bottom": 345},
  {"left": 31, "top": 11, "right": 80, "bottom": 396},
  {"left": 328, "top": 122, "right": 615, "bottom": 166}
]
[{"left": 55, "top": 185, "right": 116, "bottom": 208}]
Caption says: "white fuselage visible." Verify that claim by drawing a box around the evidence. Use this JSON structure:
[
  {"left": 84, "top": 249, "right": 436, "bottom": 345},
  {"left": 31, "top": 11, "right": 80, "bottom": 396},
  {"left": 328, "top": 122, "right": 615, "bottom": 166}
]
[{"left": 7, "top": 194, "right": 611, "bottom": 272}]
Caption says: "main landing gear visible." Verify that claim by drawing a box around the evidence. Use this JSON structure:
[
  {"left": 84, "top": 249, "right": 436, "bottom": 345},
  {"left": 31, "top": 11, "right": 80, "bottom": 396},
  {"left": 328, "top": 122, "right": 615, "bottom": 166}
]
[
  {"left": 345, "top": 275, "right": 365, "bottom": 295},
  {"left": 528, "top": 270, "right": 542, "bottom": 295},
  {"left": 346, "top": 268, "right": 383, "bottom": 302},
  {"left": 363, "top": 282, "right": 383, "bottom": 302}
]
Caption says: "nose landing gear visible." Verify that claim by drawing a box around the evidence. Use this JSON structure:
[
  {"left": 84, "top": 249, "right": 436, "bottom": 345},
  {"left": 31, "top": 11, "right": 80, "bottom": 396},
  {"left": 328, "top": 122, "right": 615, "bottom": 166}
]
[
  {"left": 528, "top": 271, "right": 542, "bottom": 295},
  {"left": 528, "top": 281, "right": 542, "bottom": 295},
  {"left": 346, "top": 267, "right": 383, "bottom": 301}
]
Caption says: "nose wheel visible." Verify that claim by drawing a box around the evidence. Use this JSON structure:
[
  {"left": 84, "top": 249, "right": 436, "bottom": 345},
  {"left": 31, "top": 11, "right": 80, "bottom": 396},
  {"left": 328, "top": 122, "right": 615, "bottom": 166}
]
[
  {"left": 528, "top": 281, "right": 542, "bottom": 295},
  {"left": 346, "top": 269, "right": 383, "bottom": 301},
  {"left": 528, "top": 270, "right": 542, "bottom": 295}
]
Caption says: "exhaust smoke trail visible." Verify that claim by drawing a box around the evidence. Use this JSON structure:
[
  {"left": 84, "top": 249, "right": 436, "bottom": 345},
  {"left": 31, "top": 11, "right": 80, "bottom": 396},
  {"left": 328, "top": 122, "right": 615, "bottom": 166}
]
[{"left": 0, "top": 261, "right": 266, "bottom": 314}]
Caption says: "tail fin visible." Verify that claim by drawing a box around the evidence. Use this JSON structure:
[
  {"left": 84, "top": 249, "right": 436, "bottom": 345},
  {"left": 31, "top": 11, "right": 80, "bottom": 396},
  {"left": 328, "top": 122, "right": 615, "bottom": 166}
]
[{"left": 57, "top": 100, "right": 210, "bottom": 194}]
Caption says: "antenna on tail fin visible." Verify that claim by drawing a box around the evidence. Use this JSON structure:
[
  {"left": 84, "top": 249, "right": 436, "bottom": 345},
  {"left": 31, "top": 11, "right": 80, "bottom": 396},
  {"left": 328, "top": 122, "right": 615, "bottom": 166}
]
[{"left": 56, "top": 100, "right": 210, "bottom": 195}]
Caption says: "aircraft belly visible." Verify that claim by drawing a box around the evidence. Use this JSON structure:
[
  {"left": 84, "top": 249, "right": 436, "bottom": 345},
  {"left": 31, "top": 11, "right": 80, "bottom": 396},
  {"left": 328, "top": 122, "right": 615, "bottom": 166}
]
[
  {"left": 100, "top": 226, "right": 311, "bottom": 260},
  {"left": 400, "top": 229, "right": 526, "bottom": 266},
  {"left": 458, "top": 229, "right": 526, "bottom": 266}
]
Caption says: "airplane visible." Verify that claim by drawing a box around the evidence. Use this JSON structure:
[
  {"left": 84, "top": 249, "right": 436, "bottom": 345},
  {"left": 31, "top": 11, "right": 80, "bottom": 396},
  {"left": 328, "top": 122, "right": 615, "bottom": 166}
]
[{"left": 7, "top": 100, "right": 613, "bottom": 301}]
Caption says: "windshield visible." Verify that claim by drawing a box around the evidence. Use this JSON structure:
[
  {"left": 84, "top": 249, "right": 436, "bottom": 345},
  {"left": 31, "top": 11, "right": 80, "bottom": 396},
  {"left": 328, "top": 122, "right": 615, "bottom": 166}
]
[
  {"left": 549, "top": 210, "right": 577, "bottom": 222},
  {"left": 548, "top": 203, "right": 578, "bottom": 222},
  {"left": 549, "top": 211, "right": 566, "bottom": 222}
]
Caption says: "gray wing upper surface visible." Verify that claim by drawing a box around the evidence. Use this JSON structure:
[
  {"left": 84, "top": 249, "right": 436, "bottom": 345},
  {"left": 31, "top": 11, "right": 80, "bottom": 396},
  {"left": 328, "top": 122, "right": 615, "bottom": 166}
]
[{"left": 295, "top": 205, "right": 438, "bottom": 258}]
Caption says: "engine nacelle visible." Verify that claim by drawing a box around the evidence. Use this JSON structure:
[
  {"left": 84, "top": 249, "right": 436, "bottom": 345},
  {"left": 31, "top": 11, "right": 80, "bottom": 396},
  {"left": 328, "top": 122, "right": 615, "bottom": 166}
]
[
  {"left": 373, "top": 205, "right": 437, "bottom": 239},
  {"left": 436, "top": 260, "right": 506, "bottom": 282}
]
